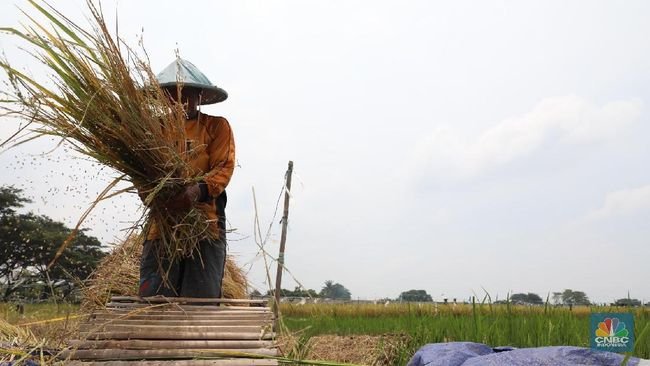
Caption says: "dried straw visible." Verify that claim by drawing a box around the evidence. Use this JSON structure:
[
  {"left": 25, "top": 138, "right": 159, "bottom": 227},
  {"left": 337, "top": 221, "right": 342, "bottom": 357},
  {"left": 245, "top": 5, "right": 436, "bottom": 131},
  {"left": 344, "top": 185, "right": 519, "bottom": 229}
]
[
  {"left": 81, "top": 234, "right": 248, "bottom": 310},
  {"left": 0, "top": 0, "right": 216, "bottom": 265}
]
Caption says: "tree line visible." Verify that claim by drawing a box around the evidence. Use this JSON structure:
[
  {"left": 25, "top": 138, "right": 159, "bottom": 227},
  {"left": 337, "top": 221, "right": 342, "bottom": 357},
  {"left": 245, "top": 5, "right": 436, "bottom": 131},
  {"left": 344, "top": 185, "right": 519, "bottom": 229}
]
[
  {"left": 252, "top": 285, "right": 647, "bottom": 307},
  {"left": 0, "top": 186, "right": 106, "bottom": 301},
  {"left": 395, "top": 288, "right": 647, "bottom": 306},
  {"left": 256, "top": 280, "right": 353, "bottom": 300}
]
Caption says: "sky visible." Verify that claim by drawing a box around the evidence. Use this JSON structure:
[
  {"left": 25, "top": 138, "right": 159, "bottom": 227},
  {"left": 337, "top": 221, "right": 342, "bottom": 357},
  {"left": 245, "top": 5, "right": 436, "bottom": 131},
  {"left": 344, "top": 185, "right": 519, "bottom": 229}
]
[{"left": 0, "top": 0, "right": 649, "bottom": 304}]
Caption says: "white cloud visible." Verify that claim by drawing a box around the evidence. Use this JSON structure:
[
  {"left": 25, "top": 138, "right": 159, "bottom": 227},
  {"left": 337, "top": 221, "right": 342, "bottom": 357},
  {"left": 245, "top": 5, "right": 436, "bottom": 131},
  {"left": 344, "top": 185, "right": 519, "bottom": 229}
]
[
  {"left": 414, "top": 95, "right": 642, "bottom": 179},
  {"left": 586, "top": 184, "right": 650, "bottom": 220}
]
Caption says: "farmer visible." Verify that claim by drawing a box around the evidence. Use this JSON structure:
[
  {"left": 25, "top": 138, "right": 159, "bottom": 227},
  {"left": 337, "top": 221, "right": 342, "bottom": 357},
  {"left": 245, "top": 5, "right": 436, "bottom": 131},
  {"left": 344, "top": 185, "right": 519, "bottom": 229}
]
[{"left": 138, "top": 58, "right": 235, "bottom": 298}]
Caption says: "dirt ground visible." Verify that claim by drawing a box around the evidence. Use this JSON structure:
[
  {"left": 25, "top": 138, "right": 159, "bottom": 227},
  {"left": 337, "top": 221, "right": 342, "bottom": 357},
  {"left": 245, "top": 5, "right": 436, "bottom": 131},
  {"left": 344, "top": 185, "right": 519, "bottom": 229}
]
[{"left": 280, "top": 334, "right": 409, "bottom": 365}]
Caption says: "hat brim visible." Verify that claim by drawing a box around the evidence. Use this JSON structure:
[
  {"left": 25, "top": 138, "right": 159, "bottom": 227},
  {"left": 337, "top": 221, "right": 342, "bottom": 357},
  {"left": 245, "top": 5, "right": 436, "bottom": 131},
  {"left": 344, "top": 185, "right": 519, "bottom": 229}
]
[{"left": 159, "top": 82, "right": 228, "bottom": 105}]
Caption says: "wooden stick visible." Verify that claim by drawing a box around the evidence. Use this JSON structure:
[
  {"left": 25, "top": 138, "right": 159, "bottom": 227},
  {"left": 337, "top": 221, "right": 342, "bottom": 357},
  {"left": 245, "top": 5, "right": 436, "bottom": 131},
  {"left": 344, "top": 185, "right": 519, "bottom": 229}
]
[
  {"left": 69, "top": 339, "right": 274, "bottom": 350},
  {"left": 61, "top": 348, "right": 279, "bottom": 360},
  {"left": 80, "top": 331, "right": 275, "bottom": 340},
  {"left": 110, "top": 296, "right": 267, "bottom": 305},
  {"left": 274, "top": 161, "right": 293, "bottom": 324}
]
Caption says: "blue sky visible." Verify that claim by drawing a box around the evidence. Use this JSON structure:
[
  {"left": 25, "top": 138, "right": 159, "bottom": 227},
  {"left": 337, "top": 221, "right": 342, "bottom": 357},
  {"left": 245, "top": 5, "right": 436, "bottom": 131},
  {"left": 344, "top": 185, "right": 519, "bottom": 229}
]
[{"left": 0, "top": 0, "right": 649, "bottom": 303}]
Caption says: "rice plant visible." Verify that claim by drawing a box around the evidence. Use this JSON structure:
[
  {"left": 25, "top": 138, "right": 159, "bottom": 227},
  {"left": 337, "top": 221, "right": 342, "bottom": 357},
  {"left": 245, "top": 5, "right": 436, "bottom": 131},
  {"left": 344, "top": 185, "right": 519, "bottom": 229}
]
[
  {"left": 280, "top": 302, "right": 650, "bottom": 364},
  {"left": 0, "top": 0, "right": 215, "bottom": 268}
]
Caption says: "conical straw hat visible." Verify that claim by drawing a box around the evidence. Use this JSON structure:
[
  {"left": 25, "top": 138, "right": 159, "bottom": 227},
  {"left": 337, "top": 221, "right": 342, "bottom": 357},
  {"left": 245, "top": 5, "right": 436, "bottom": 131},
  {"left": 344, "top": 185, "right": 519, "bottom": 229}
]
[{"left": 157, "top": 58, "right": 228, "bottom": 105}]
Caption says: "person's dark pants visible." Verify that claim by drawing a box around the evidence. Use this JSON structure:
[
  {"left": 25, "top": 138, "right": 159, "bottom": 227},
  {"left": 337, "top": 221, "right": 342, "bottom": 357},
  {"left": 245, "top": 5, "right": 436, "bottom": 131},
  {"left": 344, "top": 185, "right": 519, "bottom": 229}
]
[{"left": 138, "top": 237, "right": 227, "bottom": 298}]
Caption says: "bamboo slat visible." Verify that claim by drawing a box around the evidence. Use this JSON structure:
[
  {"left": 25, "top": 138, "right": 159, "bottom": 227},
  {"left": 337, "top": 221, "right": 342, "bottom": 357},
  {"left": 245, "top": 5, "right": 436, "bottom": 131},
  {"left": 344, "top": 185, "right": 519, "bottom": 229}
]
[
  {"left": 110, "top": 296, "right": 267, "bottom": 305},
  {"left": 80, "top": 324, "right": 265, "bottom": 333},
  {"left": 97, "top": 309, "right": 272, "bottom": 316},
  {"left": 80, "top": 331, "right": 275, "bottom": 340},
  {"left": 95, "top": 310, "right": 271, "bottom": 317},
  {"left": 61, "top": 348, "right": 279, "bottom": 360},
  {"left": 84, "top": 319, "right": 269, "bottom": 326},
  {"left": 90, "top": 314, "right": 273, "bottom": 321},
  {"left": 67, "top": 360, "right": 278, "bottom": 366},
  {"left": 69, "top": 339, "right": 275, "bottom": 350},
  {"left": 105, "top": 303, "right": 271, "bottom": 312}
]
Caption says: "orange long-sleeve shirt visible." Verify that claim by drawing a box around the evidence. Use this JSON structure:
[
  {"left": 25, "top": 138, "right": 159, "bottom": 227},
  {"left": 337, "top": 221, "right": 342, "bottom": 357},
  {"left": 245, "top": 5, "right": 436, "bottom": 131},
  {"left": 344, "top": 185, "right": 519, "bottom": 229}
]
[{"left": 146, "top": 113, "right": 235, "bottom": 240}]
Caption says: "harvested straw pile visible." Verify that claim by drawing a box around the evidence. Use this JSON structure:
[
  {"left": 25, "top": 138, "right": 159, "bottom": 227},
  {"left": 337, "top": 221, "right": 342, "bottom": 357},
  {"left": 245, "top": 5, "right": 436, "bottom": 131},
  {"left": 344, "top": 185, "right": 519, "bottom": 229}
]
[
  {"left": 0, "top": 0, "right": 215, "bottom": 262},
  {"left": 82, "top": 235, "right": 247, "bottom": 310},
  {"left": 0, "top": 319, "right": 38, "bottom": 363}
]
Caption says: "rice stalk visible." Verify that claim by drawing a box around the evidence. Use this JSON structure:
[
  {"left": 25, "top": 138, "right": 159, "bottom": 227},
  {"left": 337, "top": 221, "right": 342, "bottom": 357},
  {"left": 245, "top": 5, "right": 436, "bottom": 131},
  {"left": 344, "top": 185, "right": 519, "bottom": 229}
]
[
  {"left": 0, "top": 318, "right": 36, "bottom": 346},
  {"left": 0, "top": 0, "right": 215, "bottom": 268}
]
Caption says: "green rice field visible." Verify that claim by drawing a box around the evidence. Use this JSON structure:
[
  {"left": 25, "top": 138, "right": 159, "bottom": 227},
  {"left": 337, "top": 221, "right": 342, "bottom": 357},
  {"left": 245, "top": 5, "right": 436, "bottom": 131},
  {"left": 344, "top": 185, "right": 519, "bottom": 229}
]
[
  {"left": 280, "top": 302, "right": 650, "bottom": 365},
  {"left": 1, "top": 302, "right": 648, "bottom": 365}
]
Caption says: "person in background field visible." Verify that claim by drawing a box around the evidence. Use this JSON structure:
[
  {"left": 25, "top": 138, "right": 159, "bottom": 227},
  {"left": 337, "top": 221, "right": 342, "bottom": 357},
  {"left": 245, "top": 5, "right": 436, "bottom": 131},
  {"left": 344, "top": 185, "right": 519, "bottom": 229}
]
[{"left": 138, "top": 58, "right": 235, "bottom": 298}]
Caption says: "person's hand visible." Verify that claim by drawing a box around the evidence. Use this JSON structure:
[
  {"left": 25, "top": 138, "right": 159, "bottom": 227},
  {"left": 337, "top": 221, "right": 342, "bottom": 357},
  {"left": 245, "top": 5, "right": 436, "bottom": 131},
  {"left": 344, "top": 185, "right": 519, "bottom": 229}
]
[{"left": 164, "top": 183, "right": 201, "bottom": 211}]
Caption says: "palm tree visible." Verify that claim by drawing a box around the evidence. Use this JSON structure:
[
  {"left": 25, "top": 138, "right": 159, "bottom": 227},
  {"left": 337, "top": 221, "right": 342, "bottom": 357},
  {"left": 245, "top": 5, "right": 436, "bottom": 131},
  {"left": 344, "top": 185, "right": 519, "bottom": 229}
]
[
  {"left": 320, "top": 280, "right": 336, "bottom": 298},
  {"left": 319, "top": 280, "right": 351, "bottom": 300}
]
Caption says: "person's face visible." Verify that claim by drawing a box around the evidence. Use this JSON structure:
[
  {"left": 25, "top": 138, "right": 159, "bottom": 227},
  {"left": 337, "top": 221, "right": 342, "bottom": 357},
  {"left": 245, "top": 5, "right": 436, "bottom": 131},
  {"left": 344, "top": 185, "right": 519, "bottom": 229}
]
[{"left": 163, "top": 87, "right": 201, "bottom": 118}]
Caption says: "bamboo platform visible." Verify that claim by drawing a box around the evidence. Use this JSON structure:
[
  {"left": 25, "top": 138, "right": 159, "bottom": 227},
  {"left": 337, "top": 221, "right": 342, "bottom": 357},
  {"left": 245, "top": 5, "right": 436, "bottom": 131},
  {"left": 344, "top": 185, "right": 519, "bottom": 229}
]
[{"left": 65, "top": 296, "right": 278, "bottom": 366}]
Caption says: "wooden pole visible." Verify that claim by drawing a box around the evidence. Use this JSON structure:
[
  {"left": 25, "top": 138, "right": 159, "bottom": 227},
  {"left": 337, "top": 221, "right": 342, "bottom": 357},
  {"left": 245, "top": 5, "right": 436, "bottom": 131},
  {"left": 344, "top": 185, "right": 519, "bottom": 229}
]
[{"left": 273, "top": 161, "right": 293, "bottom": 325}]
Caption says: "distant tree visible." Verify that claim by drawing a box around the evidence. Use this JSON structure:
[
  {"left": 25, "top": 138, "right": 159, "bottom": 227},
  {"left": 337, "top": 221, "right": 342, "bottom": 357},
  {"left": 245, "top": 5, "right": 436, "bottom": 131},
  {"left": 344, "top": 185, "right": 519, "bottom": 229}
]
[
  {"left": 249, "top": 289, "right": 262, "bottom": 297},
  {"left": 0, "top": 186, "right": 105, "bottom": 300},
  {"left": 267, "top": 286, "right": 319, "bottom": 298},
  {"left": 614, "top": 298, "right": 642, "bottom": 307},
  {"left": 399, "top": 289, "right": 433, "bottom": 302},
  {"left": 288, "top": 287, "right": 318, "bottom": 298},
  {"left": 319, "top": 280, "right": 351, "bottom": 300},
  {"left": 0, "top": 187, "right": 34, "bottom": 299},
  {"left": 510, "top": 293, "right": 544, "bottom": 305},
  {"left": 0, "top": 186, "right": 29, "bottom": 216},
  {"left": 560, "top": 289, "right": 590, "bottom": 306},
  {"left": 528, "top": 293, "right": 544, "bottom": 304},
  {"left": 26, "top": 217, "right": 104, "bottom": 299}
]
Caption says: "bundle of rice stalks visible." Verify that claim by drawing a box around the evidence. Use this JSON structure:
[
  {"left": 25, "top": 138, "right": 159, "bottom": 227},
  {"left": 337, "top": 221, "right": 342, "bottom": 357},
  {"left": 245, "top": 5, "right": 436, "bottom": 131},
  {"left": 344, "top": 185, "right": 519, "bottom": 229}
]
[
  {"left": 0, "top": 318, "right": 40, "bottom": 363},
  {"left": 0, "top": 319, "right": 36, "bottom": 348},
  {"left": 0, "top": 1, "right": 214, "bottom": 263},
  {"left": 82, "top": 234, "right": 248, "bottom": 310},
  {"left": 80, "top": 235, "right": 142, "bottom": 310}
]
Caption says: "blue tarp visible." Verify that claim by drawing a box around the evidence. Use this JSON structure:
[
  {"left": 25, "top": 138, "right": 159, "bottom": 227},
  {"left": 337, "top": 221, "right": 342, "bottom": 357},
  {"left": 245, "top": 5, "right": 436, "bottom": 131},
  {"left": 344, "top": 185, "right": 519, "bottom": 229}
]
[{"left": 408, "top": 342, "right": 648, "bottom": 366}]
